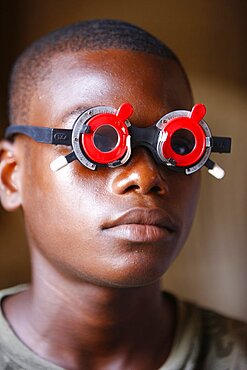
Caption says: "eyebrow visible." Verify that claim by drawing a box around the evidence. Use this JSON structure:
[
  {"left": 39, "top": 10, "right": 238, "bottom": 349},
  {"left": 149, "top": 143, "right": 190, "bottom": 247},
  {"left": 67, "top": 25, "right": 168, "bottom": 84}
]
[{"left": 61, "top": 106, "right": 91, "bottom": 125}]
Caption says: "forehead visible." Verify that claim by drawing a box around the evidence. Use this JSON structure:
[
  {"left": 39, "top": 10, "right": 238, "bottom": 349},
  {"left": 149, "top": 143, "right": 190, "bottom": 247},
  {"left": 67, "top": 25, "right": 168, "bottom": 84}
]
[{"left": 30, "top": 49, "right": 192, "bottom": 127}]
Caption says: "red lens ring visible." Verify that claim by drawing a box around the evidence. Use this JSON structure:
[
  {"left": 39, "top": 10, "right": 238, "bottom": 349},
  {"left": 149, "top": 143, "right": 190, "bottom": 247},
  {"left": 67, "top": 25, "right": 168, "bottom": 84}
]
[
  {"left": 82, "top": 113, "right": 129, "bottom": 164},
  {"left": 161, "top": 116, "right": 206, "bottom": 167}
]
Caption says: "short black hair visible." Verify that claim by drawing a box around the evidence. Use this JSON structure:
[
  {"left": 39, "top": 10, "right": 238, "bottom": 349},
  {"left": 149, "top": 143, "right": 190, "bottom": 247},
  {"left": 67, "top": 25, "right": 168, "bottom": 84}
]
[{"left": 8, "top": 19, "right": 190, "bottom": 126}]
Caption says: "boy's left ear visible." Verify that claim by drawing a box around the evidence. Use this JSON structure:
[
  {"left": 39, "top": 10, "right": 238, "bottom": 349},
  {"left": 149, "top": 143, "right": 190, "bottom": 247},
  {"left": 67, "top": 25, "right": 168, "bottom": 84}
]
[{"left": 0, "top": 140, "right": 22, "bottom": 211}]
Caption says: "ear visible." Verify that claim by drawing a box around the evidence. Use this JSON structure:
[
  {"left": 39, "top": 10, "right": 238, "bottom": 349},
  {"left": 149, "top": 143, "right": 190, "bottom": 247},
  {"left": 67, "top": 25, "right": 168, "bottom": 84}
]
[{"left": 0, "top": 140, "right": 22, "bottom": 211}]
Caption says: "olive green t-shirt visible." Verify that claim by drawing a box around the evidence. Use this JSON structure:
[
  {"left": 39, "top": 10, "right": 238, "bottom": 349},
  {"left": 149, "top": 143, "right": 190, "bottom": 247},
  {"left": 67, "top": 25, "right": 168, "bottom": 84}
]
[{"left": 0, "top": 285, "right": 246, "bottom": 370}]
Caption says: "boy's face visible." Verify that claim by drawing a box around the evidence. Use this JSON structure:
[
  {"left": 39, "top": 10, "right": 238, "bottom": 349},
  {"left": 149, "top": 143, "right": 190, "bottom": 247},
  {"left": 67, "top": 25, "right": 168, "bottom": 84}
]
[{"left": 8, "top": 50, "right": 201, "bottom": 287}]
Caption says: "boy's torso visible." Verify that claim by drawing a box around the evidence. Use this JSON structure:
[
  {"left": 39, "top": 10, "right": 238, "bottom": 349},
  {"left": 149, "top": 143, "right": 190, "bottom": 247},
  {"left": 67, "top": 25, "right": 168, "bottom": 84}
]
[{"left": 0, "top": 285, "right": 246, "bottom": 370}]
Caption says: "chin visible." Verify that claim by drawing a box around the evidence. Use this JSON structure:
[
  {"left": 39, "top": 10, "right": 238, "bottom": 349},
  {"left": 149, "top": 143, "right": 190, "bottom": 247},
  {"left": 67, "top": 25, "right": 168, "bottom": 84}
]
[
  {"left": 48, "top": 239, "right": 180, "bottom": 289},
  {"left": 80, "top": 255, "right": 174, "bottom": 289}
]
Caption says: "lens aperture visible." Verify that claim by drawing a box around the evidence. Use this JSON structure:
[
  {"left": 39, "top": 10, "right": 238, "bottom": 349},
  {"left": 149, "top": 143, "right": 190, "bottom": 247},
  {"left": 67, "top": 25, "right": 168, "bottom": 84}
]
[
  {"left": 171, "top": 129, "right": 195, "bottom": 155},
  {"left": 93, "top": 125, "right": 119, "bottom": 153}
]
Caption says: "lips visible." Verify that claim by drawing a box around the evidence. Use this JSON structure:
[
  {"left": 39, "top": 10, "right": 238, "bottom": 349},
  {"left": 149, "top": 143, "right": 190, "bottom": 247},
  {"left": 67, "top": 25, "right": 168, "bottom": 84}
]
[{"left": 102, "top": 208, "right": 177, "bottom": 243}]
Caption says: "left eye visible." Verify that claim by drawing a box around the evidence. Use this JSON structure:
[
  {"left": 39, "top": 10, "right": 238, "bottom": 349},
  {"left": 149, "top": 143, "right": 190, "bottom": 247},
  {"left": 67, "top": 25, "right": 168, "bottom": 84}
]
[{"left": 171, "top": 129, "right": 195, "bottom": 155}]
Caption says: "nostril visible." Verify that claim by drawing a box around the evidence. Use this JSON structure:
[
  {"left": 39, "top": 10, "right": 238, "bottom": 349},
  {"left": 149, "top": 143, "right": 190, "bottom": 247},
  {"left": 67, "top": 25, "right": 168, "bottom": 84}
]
[
  {"left": 122, "top": 184, "right": 164, "bottom": 195},
  {"left": 123, "top": 184, "right": 140, "bottom": 194},
  {"left": 151, "top": 185, "right": 163, "bottom": 194}
]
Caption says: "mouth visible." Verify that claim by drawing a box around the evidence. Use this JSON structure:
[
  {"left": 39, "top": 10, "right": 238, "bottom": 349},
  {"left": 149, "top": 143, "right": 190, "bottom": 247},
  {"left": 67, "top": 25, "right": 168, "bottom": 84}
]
[{"left": 102, "top": 208, "right": 177, "bottom": 243}]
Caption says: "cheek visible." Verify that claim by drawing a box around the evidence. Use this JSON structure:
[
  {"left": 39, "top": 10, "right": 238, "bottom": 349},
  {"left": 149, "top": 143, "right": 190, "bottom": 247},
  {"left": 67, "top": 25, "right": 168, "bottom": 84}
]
[
  {"left": 21, "top": 162, "right": 105, "bottom": 280},
  {"left": 20, "top": 144, "right": 111, "bottom": 257},
  {"left": 171, "top": 171, "right": 201, "bottom": 241}
]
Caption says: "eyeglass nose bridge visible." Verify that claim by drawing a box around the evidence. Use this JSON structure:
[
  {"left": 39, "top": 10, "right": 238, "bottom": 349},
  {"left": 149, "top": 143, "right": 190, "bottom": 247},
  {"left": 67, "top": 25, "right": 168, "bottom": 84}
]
[{"left": 128, "top": 124, "right": 163, "bottom": 165}]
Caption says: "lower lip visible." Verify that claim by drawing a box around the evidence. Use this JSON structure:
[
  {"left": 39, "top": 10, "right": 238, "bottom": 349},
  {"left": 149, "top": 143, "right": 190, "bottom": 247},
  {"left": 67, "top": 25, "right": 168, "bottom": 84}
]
[{"left": 103, "top": 224, "right": 173, "bottom": 243}]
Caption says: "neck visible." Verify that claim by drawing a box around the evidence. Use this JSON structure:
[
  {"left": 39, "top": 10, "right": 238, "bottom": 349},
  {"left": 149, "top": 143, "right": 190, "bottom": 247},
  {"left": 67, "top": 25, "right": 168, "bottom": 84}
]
[{"left": 3, "top": 253, "right": 176, "bottom": 370}]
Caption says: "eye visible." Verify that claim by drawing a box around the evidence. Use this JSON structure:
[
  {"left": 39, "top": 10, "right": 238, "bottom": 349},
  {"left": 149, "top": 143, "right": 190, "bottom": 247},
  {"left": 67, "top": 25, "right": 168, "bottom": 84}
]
[
  {"left": 93, "top": 124, "right": 119, "bottom": 152},
  {"left": 171, "top": 129, "right": 195, "bottom": 155}
]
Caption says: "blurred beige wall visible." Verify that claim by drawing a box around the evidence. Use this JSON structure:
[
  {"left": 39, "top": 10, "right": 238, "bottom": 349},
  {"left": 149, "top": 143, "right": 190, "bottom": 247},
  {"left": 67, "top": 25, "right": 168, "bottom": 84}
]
[{"left": 0, "top": 0, "right": 246, "bottom": 321}]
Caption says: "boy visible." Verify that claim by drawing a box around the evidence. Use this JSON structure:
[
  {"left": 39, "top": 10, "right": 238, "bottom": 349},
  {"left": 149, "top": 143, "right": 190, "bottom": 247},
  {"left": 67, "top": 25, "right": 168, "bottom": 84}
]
[{"left": 0, "top": 19, "right": 246, "bottom": 370}]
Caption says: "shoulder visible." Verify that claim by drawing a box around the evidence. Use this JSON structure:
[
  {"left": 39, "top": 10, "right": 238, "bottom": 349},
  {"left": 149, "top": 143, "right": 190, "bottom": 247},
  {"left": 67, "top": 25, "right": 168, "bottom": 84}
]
[
  {"left": 183, "top": 298, "right": 247, "bottom": 369},
  {"left": 160, "top": 293, "right": 247, "bottom": 370},
  {"left": 0, "top": 284, "right": 63, "bottom": 370}
]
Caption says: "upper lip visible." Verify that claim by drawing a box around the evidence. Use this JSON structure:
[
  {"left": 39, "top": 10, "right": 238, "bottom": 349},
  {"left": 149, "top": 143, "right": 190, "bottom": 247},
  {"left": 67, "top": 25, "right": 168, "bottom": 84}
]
[{"left": 102, "top": 208, "right": 176, "bottom": 233}]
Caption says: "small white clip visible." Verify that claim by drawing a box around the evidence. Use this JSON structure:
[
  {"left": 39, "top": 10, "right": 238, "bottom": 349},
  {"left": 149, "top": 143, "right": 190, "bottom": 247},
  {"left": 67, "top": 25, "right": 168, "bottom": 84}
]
[
  {"left": 208, "top": 163, "right": 225, "bottom": 179},
  {"left": 50, "top": 156, "right": 68, "bottom": 172}
]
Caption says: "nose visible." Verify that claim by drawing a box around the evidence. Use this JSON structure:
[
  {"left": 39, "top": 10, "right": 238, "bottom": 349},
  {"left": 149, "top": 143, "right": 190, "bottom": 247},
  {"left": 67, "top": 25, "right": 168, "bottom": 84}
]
[{"left": 110, "top": 147, "right": 169, "bottom": 196}]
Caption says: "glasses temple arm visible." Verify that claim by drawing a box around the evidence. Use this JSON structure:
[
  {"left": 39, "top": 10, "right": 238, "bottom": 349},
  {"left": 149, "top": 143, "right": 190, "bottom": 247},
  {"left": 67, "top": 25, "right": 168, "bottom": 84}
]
[
  {"left": 5, "top": 125, "right": 72, "bottom": 146},
  {"left": 211, "top": 136, "right": 231, "bottom": 153}
]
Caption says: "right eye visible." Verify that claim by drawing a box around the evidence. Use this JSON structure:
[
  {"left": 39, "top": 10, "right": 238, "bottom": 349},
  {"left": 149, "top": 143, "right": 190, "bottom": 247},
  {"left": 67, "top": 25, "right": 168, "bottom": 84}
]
[{"left": 93, "top": 124, "right": 119, "bottom": 153}]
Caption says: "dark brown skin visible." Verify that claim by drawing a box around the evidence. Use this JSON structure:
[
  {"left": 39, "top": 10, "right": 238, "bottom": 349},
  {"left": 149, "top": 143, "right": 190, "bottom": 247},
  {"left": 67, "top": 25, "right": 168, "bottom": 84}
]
[{"left": 0, "top": 50, "right": 201, "bottom": 369}]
